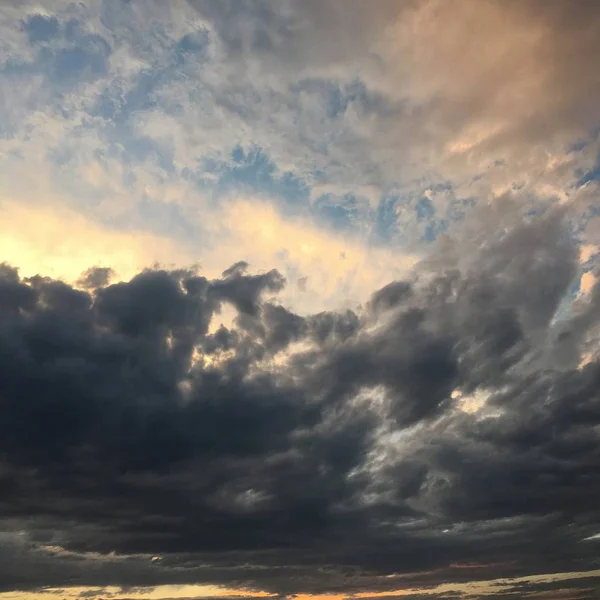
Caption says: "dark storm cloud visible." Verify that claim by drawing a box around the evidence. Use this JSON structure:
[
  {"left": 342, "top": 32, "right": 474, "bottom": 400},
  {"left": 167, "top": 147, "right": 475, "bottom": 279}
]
[
  {"left": 1, "top": 207, "right": 600, "bottom": 596},
  {"left": 77, "top": 266, "right": 114, "bottom": 289},
  {"left": 369, "top": 280, "right": 413, "bottom": 315},
  {"left": 213, "top": 261, "right": 286, "bottom": 316}
]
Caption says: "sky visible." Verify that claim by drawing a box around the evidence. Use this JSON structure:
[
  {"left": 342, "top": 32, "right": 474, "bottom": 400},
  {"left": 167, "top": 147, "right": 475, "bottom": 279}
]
[{"left": 1, "top": 1, "right": 600, "bottom": 599}]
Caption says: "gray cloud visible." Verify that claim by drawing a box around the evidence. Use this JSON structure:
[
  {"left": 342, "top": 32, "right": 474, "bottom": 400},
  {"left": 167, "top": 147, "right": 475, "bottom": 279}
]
[
  {"left": 0, "top": 3, "right": 600, "bottom": 597},
  {"left": 1, "top": 205, "right": 600, "bottom": 597}
]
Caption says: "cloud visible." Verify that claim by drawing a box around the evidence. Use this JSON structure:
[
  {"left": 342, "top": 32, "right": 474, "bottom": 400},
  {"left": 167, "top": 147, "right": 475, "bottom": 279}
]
[
  {"left": 3, "top": 0, "right": 599, "bottom": 266},
  {"left": 1, "top": 207, "right": 600, "bottom": 597},
  {"left": 1, "top": 1, "right": 600, "bottom": 598}
]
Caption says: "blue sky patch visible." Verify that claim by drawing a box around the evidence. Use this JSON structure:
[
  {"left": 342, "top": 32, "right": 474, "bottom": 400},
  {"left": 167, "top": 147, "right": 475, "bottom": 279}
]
[
  {"left": 23, "top": 13, "right": 60, "bottom": 43},
  {"left": 198, "top": 146, "right": 311, "bottom": 209}
]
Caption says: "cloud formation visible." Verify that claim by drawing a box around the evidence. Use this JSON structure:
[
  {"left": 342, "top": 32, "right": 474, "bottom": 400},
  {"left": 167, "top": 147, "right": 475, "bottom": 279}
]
[
  {"left": 1, "top": 204, "right": 600, "bottom": 599},
  {"left": 2, "top": 0, "right": 599, "bottom": 265},
  {"left": 1, "top": 1, "right": 600, "bottom": 599}
]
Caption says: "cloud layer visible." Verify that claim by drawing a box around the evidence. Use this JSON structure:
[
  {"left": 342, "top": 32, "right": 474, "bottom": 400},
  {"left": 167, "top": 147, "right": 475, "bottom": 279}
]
[
  {"left": 1, "top": 1, "right": 600, "bottom": 599},
  {"left": 1, "top": 205, "right": 600, "bottom": 598}
]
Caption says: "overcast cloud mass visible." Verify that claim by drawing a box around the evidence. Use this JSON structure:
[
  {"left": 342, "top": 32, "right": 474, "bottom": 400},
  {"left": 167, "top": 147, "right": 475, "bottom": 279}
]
[{"left": 1, "top": 1, "right": 600, "bottom": 599}]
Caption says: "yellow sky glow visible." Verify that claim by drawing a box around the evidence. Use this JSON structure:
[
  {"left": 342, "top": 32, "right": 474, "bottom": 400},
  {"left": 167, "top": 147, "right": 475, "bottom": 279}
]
[
  {"left": 0, "top": 200, "right": 192, "bottom": 284},
  {"left": 2, "top": 569, "right": 600, "bottom": 600},
  {"left": 0, "top": 584, "right": 275, "bottom": 600}
]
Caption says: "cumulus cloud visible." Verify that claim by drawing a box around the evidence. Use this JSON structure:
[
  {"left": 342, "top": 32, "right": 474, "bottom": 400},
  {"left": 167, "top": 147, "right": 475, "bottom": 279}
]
[{"left": 0, "top": 206, "right": 599, "bottom": 598}]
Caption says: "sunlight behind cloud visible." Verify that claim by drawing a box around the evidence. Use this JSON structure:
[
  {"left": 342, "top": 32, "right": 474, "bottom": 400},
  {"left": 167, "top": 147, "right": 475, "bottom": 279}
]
[
  {"left": 0, "top": 200, "right": 192, "bottom": 283},
  {"left": 203, "top": 199, "right": 419, "bottom": 313}
]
